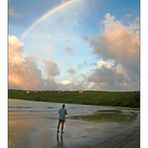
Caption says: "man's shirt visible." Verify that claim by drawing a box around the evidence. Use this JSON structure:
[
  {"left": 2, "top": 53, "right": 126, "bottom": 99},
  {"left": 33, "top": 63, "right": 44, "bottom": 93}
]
[{"left": 59, "top": 108, "right": 67, "bottom": 120}]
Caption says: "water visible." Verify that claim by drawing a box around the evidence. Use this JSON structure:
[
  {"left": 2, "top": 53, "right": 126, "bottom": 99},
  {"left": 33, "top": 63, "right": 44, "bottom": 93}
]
[
  {"left": 9, "top": 99, "right": 131, "bottom": 115},
  {"left": 8, "top": 99, "right": 140, "bottom": 148}
]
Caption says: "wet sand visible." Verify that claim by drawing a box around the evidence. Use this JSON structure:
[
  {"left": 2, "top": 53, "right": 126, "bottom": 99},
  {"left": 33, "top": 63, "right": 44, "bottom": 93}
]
[{"left": 9, "top": 99, "right": 140, "bottom": 148}]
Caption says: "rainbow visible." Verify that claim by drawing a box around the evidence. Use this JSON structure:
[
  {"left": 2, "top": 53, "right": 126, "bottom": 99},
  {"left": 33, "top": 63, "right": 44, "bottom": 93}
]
[{"left": 21, "top": 0, "right": 78, "bottom": 38}]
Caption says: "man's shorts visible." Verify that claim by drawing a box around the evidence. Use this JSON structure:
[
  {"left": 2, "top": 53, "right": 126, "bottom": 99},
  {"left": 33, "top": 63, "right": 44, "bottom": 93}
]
[{"left": 59, "top": 119, "right": 65, "bottom": 123}]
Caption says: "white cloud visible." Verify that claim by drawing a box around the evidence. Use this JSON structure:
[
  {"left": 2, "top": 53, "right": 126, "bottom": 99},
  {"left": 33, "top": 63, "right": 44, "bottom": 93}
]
[
  {"left": 88, "top": 67, "right": 128, "bottom": 91},
  {"left": 44, "top": 60, "right": 59, "bottom": 77},
  {"left": 9, "top": 35, "right": 59, "bottom": 90},
  {"left": 89, "top": 13, "right": 140, "bottom": 90},
  {"left": 60, "top": 80, "right": 71, "bottom": 85},
  {"left": 96, "top": 60, "right": 127, "bottom": 77},
  {"left": 96, "top": 60, "right": 114, "bottom": 69},
  {"left": 59, "top": 79, "right": 85, "bottom": 91},
  {"left": 101, "top": 13, "right": 121, "bottom": 30},
  {"left": 8, "top": 36, "right": 89, "bottom": 91},
  {"left": 129, "top": 17, "right": 140, "bottom": 33},
  {"left": 91, "top": 14, "right": 139, "bottom": 63}
]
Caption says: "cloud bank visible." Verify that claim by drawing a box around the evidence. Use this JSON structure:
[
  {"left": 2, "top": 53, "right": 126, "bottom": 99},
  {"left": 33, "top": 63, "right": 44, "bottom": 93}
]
[
  {"left": 9, "top": 13, "right": 140, "bottom": 91},
  {"left": 9, "top": 35, "right": 59, "bottom": 90},
  {"left": 88, "top": 13, "right": 140, "bottom": 90},
  {"left": 8, "top": 35, "right": 84, "bottom": 91}
]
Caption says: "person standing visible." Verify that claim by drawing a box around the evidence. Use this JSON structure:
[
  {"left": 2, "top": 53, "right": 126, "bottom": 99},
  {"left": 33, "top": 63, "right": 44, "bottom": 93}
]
[{"left": 57, "top": 104, "right": 67, "bottom": 134}]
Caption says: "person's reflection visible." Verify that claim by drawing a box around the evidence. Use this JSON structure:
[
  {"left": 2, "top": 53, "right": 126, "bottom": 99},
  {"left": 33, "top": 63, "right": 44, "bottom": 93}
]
[{"left": 57, "top": 133, "right": 64, "bottom": 147}]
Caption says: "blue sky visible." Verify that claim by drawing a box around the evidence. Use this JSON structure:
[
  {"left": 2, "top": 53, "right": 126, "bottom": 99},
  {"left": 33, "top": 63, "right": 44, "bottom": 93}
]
[{"left": 9, "top": 0, "right": 140, "bottom": 91}]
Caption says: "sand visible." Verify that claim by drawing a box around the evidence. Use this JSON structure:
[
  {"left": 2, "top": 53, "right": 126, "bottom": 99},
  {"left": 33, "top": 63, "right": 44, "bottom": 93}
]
[{"left": 9, "top": 99, "right": 140, "bottom": 148}]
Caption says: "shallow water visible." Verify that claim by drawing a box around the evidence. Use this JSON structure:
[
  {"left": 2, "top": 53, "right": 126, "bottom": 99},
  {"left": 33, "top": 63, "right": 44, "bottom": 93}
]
[{"left": 8, "top": 99, "right": 132, "bottom": 116}]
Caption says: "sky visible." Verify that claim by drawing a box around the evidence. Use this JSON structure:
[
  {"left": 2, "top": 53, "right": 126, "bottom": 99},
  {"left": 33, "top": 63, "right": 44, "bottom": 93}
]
[{"left": 8, "top": 0, "right": 140, "bottom": 91}]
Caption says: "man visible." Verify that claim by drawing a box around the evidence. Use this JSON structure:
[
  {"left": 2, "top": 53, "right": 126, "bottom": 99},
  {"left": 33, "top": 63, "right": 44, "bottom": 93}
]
[{"left": 57, "top": 104, "right": 67, "bottom": 134}]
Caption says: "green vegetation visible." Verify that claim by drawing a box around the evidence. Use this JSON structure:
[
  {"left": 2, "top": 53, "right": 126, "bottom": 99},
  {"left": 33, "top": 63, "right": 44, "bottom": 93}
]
[
  {"left": 69, "top": 111, "right": 137, "bottom": 123},
  {"left": 8, "top": 89, "right": 140, "bottom": 108}
]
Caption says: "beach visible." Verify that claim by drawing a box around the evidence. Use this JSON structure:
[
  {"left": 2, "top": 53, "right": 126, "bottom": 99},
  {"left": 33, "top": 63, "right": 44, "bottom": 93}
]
[{"left": 9, "top": 99, "right": 140, "bottom": 148}]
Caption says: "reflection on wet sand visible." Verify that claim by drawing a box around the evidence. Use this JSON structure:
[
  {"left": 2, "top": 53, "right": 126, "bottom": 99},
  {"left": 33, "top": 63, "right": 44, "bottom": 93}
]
[{"left": 57, "top": 133, "right": 64, "bottom": 147}]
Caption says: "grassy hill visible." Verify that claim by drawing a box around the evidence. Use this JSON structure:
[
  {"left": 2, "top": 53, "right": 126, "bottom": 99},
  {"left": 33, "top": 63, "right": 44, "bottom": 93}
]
[{"left": 8, "top": 89, "right": 140, "bottom": 108}]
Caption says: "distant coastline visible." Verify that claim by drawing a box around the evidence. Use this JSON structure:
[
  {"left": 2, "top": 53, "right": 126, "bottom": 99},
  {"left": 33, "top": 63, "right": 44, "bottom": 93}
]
[{"left": 8, "top": 89, "right": 140, "bottom": 108}]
